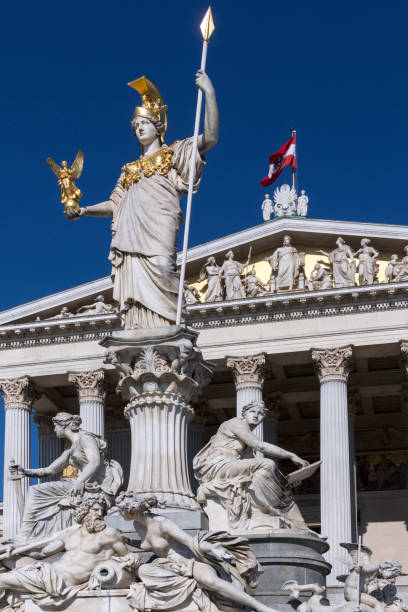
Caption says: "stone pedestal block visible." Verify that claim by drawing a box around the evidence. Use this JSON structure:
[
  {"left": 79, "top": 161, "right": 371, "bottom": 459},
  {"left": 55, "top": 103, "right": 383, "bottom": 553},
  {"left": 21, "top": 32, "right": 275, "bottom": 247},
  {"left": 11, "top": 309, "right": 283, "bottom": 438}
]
[
  {"left": 248, "top": 532, "right": 330, "bottom": 609},
  {"left": 101, "top": 326, "right": 213, "bottom": 510},
  {"left": 23, "top": 590, "right": 132, "bottom": 612}
]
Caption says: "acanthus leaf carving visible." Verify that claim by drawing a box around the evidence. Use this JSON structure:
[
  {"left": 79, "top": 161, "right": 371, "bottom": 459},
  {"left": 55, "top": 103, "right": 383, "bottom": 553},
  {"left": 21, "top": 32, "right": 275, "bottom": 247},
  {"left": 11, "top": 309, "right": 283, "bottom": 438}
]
[
  {"left": 226, "top": 353, "right": 266, "bottom": 390},
  {"left": 68, "top": 369, "right": 107, "bottom": 402},
  {"left": 311, "top": 345, "right": 353, "bottom": 383},
  {"left": 0, "top": 376, "right": 40, "bottom": 409}
]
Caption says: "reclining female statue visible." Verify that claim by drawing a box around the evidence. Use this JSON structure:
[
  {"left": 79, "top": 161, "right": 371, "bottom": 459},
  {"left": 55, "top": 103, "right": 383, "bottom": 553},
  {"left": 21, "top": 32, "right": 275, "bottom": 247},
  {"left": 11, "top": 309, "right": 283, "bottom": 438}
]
[
  {"left": 116, "top": 491, "right": 278, "bottom": 612},
  {"left": 193, "top": 400, "right": 311, "bottom": 533},
  {"left": 11, "top": 412, "right": 122, "bottom": 543}
]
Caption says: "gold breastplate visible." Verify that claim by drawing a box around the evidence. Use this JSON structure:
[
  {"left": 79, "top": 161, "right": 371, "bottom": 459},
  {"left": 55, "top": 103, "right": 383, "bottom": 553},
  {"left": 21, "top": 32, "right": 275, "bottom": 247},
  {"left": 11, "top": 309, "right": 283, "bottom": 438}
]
[{"left": 121, "top": 142, "right": 177, "bottom": 189}]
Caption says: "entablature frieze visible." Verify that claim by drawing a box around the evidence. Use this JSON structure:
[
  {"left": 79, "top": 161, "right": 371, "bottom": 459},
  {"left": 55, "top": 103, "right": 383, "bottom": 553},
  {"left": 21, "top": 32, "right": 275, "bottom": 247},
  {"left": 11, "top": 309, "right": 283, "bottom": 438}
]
[{"left": 1, "top": 281, "right": 408, "bottom": 349}]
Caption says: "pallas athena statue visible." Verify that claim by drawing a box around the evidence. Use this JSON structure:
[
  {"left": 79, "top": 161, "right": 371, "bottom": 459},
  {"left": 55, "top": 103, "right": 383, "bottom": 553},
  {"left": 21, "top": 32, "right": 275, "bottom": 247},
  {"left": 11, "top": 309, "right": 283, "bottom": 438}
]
[{"left": 66, "top": 72, "right": 219, "bottom": 329}]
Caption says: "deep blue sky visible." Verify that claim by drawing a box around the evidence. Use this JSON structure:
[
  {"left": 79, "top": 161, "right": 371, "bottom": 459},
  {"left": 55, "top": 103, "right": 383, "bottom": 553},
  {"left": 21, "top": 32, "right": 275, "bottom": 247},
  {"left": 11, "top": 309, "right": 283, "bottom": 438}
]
[{"left": 1, "top": 0, "right": 408, "bottom": 485}]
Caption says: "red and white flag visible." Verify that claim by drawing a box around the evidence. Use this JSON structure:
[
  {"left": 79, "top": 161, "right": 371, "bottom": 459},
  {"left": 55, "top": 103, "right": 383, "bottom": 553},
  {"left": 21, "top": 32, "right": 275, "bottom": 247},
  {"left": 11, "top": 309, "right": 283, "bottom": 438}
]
[{"left": 260, "top": 133, "right": 296, "bottom": 187}]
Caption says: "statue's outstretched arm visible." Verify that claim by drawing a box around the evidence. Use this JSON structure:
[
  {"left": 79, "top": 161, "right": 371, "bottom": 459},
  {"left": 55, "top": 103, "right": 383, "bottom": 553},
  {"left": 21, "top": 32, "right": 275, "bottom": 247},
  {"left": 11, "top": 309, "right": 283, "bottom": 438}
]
[
  {"left": 24, "top": 449, "right": 70, "bottom": 478},
  {"left": 196, "top": 71, "right": 219, "bottom": 155},
  {"left": 230, "top": 420, "right": 308, "bottom": 467},
  {"left": 38, "top": 537, "right": 65, "bottom": 558},
  {"left": 80, "top": 200, "right": 114, "bottom": 218},
  {"left": 158, "top": 516, "right": 194, "bottom": 550}
]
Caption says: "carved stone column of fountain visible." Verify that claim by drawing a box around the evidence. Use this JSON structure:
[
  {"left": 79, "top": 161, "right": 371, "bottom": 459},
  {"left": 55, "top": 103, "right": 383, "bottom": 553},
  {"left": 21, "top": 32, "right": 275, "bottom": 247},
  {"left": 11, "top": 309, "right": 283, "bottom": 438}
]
[{"left": 101, "top": 326, "right": 213, "bottom": 511}]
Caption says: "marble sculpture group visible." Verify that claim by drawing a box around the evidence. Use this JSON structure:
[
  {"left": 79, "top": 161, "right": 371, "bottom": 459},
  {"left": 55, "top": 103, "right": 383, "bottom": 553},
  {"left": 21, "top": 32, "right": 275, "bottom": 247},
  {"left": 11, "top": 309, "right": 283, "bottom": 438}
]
[{"left": 0, "top": 63, "right": 405, "bottom": 612}]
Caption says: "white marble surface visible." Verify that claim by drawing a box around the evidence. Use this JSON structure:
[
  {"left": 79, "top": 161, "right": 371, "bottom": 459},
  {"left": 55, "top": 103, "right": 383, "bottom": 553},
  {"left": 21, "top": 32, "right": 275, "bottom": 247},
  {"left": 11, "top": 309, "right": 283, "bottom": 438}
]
[{"left": 23, "top": 591, "right": 132, "bottom": 612}]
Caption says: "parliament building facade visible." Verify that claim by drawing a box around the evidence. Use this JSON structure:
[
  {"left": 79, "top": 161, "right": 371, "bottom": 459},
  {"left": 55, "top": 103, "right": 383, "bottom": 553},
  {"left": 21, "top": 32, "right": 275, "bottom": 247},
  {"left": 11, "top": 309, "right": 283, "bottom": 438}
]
[{"left": 1, "top": 214, "right": 408, "bottom": 588}]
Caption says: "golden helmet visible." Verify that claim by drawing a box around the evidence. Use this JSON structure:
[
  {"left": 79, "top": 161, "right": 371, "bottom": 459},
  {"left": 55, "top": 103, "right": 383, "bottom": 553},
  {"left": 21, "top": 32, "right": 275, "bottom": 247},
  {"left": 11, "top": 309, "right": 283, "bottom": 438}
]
[{"left": 128, "top": 77, "right": 168, "bottom": 143}]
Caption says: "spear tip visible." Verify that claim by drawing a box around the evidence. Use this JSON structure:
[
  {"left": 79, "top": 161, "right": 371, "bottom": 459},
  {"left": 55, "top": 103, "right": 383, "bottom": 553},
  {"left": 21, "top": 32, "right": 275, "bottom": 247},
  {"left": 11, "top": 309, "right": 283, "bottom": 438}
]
[{"left": 200, "top": 6, "right": 215, "bottom": 42}]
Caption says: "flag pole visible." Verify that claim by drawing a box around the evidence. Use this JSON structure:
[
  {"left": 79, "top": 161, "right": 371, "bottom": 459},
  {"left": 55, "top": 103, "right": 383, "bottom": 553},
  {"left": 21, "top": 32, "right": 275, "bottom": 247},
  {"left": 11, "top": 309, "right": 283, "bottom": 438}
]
[
  {"left": 291, "top": 127, "right": 296, "bottom": 191},
  {"left": 176, "top": 7, "right": 215, "bottom": 326}
]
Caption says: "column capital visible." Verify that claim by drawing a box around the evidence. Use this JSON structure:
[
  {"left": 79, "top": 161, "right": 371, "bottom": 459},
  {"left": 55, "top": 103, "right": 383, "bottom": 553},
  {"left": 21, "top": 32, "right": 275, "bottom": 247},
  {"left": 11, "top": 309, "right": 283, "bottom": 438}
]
[
  {"left": 311, "top": 345, "right": 353, "bottom": 383},
  {"left": 264, "top": 392, "right": 283, "bottom": 424},
  {"left": 226, "top": 353, "right": 266, "bottom": 391},
  {"left": 0, "top": 376, "right": 40, "bottom": 410},
  {"left": 68, "top": 370, "right": 107, "bottom": 402}
]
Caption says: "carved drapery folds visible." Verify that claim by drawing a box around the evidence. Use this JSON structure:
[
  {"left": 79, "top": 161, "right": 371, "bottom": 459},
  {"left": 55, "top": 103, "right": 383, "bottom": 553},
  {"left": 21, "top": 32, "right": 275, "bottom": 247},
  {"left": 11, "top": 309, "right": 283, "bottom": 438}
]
[
  {"left": 0, "top": 376, "right": 40, "bottom": 409},
  {"left": 68, "top": 369, "right": 107, "bottom": 403},
  {"left": 311, "top": 345, "right": 353, "bottom": 383},
  {"left": 226, "top": 353, "right": 266, "bottom": 391}
]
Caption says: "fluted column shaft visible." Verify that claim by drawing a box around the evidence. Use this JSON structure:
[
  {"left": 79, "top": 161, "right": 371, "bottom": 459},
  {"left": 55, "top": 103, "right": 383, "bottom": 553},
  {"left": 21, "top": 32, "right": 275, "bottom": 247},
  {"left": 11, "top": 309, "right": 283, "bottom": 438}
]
[
  {"left": 34, "top": 414, "right": 61, "bottom": 482},
  {"left": 125, "top": 392, "right": 197, "bottom": 509},
  {"left": 188, "top": 423, "right": 206, "bottom": 495},
  {"left": 227, "top": 353, "right": 266, "bottom": 440},
  {"left": 0, "top": 378, "right": 38, "bottom": 541},
  {"left": 312, "top": 345, "right": 353, "bottom": 587},
  {"left": 107, "top": 429, "right": 131, "bottom": 487},
  {"left": 348, "top": 388, "right": 360, "bottom": 543},
  {"left": 264, "top": 393, "right": 282, "bottom": 445},
  {"left": 68, "top": 370, "right": 106, "bottom": 437}
]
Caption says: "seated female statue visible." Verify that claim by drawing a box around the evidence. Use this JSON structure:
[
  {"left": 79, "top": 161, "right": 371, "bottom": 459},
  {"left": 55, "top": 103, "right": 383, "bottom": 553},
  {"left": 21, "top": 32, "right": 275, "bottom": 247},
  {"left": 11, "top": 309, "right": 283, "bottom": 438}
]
[
  {"left": 193, "top": 400, "right": 311, "bottom": 534},
  {"left": 12, "top": 412, "right": 122, "bottom": 542}
]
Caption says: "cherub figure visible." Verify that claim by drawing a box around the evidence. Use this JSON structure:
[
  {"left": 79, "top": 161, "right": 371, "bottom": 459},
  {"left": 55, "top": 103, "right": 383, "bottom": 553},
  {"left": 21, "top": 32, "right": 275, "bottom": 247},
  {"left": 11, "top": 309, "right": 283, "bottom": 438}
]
[{"left": 46, "top": 150, "right": 84, "bottom": 215}]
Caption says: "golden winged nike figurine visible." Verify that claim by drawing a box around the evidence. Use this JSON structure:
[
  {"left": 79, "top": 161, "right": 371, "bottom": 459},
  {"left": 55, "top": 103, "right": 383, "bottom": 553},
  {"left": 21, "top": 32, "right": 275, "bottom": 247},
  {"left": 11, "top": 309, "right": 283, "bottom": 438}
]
[{"left": 46, "top": 150, "right": 84, "bottom": 216}]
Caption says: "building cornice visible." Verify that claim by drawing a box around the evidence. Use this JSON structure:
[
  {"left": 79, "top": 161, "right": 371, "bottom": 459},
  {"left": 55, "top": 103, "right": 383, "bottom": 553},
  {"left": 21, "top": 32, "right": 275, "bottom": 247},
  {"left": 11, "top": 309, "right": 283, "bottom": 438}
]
[{"left": 0, "top": 281, "right": 408, "bottom": 350}]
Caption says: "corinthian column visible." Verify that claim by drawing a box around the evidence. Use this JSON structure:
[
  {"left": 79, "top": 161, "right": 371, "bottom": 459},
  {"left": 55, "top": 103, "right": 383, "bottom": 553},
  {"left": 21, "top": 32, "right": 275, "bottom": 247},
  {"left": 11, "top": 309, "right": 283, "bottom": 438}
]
[
  {"left": 226, "top": 353, "right": 266, "bottom": 439},
  {"left": 33, "top": 413, "right": 61, "bottom": 482},
  {"left": 68, "top": 370, "right": 106, "bottom": 437},
  {"left": 311, "top": 345, "right": 353, "bottom": 587},
  {"left": 348, "top": 387, "right": 360, "bottom": 543},
  {"left": 0, "top": 377, "right": 39, "bottom": 541}
]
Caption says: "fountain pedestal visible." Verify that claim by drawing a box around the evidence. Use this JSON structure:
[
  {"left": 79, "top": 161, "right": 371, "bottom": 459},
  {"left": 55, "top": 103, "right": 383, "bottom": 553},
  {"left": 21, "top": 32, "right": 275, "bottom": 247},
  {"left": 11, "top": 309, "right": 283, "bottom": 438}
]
[{"left": 101, "top": 326, "right": 213, "bottom": 510}]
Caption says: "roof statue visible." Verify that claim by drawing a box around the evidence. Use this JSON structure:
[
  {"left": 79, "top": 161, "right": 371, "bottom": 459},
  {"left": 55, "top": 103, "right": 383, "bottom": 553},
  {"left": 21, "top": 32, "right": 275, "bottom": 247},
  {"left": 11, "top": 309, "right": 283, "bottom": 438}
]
[
  {"left": 261, "top": 185, "right": 309, "bottom": 220},
  {"left": 273, "top": 184, "right": 298, "bottom": 217}
]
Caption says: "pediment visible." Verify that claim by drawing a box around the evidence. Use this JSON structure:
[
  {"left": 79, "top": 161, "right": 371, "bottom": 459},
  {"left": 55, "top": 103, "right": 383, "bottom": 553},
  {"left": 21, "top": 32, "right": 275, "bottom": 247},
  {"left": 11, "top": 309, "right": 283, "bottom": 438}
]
[{"left": 1, "top": 217, "right": 408, "bottom": 326}]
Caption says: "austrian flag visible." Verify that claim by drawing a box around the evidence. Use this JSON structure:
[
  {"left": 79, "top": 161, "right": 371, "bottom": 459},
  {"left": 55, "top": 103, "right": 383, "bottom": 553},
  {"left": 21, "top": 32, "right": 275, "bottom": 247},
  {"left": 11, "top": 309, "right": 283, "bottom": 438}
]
[{"left": 260, "top": 133, "right": 297, "bottom": 187}]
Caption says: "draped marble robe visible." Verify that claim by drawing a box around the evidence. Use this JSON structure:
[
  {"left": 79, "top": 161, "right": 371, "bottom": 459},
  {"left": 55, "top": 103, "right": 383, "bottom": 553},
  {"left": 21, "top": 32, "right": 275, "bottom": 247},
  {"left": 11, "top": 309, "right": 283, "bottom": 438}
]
[{"left": 108, "top": 138, "right": 205, "bottom": 328}]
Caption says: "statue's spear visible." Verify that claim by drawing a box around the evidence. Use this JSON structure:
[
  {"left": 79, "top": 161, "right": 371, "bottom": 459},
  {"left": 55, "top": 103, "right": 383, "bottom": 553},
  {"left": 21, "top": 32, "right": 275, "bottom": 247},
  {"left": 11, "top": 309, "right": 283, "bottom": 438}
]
[{"left": 176, "top": 7, "right": 215, "bottom": 326}]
